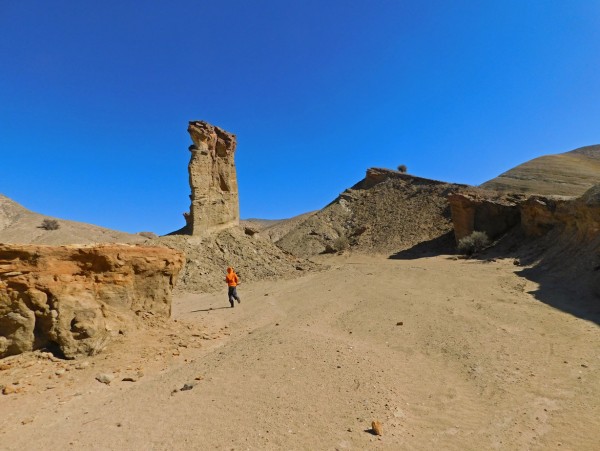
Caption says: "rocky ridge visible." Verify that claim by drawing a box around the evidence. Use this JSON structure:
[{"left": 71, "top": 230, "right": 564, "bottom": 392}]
[{"left": 276, "top": 168, "right": 468, "bottom": 257}]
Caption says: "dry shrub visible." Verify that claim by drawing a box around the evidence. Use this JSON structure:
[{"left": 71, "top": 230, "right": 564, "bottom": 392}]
[
  {"left": 333, "top": 235, "right": 349, "bottom": 252},
  {"left": 41, "top": 219, "right": 60, "bottom": 230},
  {"left": 138, "top": 231, "right": 158, "bottom": 239},
  {"left": 397, "top": 164, "right": 407, "bottom": 173},
  {"left": 457, "top": 231, "right": 490, "bottom": 255}
]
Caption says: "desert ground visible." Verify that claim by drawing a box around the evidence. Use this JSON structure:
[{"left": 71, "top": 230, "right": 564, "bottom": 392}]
[{"left": 1, "top": 254, "right": 598, "bottom": 450}]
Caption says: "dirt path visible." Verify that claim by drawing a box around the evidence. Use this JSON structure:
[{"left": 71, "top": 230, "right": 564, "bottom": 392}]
[{"left": 1, "top": 255, "right": 599, "bottom": 450}]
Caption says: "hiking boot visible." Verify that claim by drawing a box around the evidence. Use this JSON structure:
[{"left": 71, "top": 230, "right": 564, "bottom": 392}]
[{"left": 237, "top": 298, "right": 241, "bottom": 304}]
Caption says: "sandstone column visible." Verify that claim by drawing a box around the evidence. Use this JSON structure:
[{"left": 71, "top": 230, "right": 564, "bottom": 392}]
[{"left": 185, "top": 121, "right": 240, "bottom": 235}]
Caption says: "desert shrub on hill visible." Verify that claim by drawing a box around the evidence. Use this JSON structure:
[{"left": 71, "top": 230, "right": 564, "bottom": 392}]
[
  {"left": 138, "top": 231, "right": 159, "bottom": 239},
  {"left": 397, "top": 164, "right": 408, "bottom": 173},
  {"left": 40, "top": 219, "right": 60, "bottom": 230},
  {"left": 457, "top": 231, "right": 490, "bottom": 255},
  {"left": 333, "top": 235, "right": 349, "bottom": 252}
]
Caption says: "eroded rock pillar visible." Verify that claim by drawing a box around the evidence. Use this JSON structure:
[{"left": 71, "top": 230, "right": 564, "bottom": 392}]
[{"left": 185, "top": 121, "right": 239, "bottom": 235}]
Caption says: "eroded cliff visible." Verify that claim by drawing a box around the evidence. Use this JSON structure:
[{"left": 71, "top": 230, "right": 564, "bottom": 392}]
[{"left": 0, "top": 244, "right": 183, "bottom": 359}]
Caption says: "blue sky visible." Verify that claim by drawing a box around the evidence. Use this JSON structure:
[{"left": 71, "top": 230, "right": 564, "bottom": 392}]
[{"left": 2, "top": 1, "right": 600, "bottom": 234}]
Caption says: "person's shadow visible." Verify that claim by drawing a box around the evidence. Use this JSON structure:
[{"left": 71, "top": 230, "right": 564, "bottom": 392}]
[{"left": 190, "top": 307, "right": 231, "bottom": 313}]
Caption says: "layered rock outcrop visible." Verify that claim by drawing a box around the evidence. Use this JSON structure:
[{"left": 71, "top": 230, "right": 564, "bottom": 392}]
[
  {"left": 448, "top": 186, "right": 600, "bottom": 301},
  {"left": 447, "top": 190, "right": 526, "bottom": 242},
  {"left": 520, "top": 185, "right": 600, "bottom": 239},
  {"left": 0, "top": 244, "right": 183, "bottom": 359},
  {"left": 185, "top": 121, "right": 239, "bottom": 235},
  {"left": 448, "top": 185, "right": 600, "bottom": 244}
]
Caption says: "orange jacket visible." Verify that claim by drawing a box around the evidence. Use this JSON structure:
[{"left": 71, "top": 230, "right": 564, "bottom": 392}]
[{"left": 225, "top": 268, "right": 239, "bottom": 287}]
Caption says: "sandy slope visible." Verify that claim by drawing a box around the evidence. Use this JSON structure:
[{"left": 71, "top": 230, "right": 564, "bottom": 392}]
[
  {"left": 481, "top": 145, "right": 600, "bottom": 197},
  {"left": 1, "top": 255, "right": 599, "bottom": 450},
  {"left": 0, "top": 194, "right": 146, "bottom": 245}
]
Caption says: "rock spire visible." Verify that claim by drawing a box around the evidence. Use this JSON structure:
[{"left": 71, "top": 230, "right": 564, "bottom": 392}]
[{"left": 184, "top": 121, "right": 240, "bottom": 235}]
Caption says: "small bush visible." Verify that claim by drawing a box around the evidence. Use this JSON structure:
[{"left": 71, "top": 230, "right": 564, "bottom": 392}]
[
  {"left": 333, "top": 235, "right": 349, "bottom": 252},
  {"left": 138, "top": 231, "right": 158, "bottom": 239},
  {"left": 397, "top": 164, "right": 407, "bottom": 173},
  {"left": 457, "top": 231, "right": 490, "bottom": 255},
  {"left": 41, "top": 219, "right": 60, "bottom": 230}
]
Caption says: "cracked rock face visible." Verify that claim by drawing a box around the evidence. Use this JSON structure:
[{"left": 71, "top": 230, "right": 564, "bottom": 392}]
[
  {"left": 185, "top": 121, "right": 239, "bottom": 235},
  {"left": 0, "top": 244, "right": 183, "bottom": 359}
]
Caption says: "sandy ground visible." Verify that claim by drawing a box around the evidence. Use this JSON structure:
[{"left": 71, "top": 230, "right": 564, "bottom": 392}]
[{"left": 1, "top": 255, "right": 599, "bottom": 450}]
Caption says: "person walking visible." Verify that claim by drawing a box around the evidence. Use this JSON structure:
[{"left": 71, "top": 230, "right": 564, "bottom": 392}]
[{"left": 225, "top": 267, "right": 241, "bottom": 308}]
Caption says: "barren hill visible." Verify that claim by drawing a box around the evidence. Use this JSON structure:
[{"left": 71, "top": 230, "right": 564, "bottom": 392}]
[
  {"left": 275, "top": 168, "right": 468, "bottom": 257},
  {"left": 241, "top": 211, "right": 316, "bottom": 242},
  {"left": 481, "top": 144, "right": 600, "bottom": 196},
  {"left": 0, "top": 194, "right": 145, "bottom": 245}
]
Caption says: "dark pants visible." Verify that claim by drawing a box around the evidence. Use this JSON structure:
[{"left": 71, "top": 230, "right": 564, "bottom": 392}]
[{"left": 228, "top": 286, "right": 240, "bottom": 306}]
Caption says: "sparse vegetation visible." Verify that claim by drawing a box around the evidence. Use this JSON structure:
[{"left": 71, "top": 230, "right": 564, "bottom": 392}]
[
  {"left": 333, "top": 235, "right": 349, "bottom": 252},
  {"left": 397, "top": 164, "right": 407, "bottom": 173},
  {"left": 138, "top": 231, "right": 158, "bottom": 239},
  {"left": 40, "top": 219, "right": 60, "bottom": 231},
  {"left": 457, "top": 231, "right": 490, "bottom": 255}
]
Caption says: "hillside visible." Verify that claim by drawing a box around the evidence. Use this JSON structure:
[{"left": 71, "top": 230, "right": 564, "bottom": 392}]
[
  {"left": 481, "top": 144, "right": 600, "bottom": 196},
  {"left": 275, "top": 168, "right": 468, "bottom": 258},
  {"left": 0, "top": 194, "right": 145, "bottom": 245},
  {"left": 241, "top": 211, "right": 316, "bottom": 242},
  {"left": 153, "top": 227, "right": 318, "bottom": 293}
]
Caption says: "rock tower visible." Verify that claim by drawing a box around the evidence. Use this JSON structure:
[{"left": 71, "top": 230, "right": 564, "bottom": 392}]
[{"left": 184, "top": 121, "right": 240, "bottom": 235}]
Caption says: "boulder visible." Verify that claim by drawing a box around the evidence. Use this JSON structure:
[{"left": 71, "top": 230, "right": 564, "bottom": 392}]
[{"left": 0, "top": 244, "right": 183, "bottom": 359}]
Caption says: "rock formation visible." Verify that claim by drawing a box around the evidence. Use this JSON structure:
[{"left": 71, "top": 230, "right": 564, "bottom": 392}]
[
  {"left": 447, "top": 190, "right": 525, "bottom": 242},
  {"left": 520, "top": 185, "right": 600, "bottom": 239},
  {"left": 448, "top": 185, "right": 600, "bottom": 244},
  {"left": 184, "top": 121, "right": 239, "bottom": 235},
  {"left": 0, "top": 244, "right": 184, "bottom": 359}
]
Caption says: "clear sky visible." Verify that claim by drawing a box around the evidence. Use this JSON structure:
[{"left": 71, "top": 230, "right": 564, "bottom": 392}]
[{"left": 2, "top": 1, "right": 600, "bottom": 235}]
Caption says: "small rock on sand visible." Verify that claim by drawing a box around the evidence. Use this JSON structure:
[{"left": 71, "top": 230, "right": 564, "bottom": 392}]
[
  {"left": 3, "top": 385, "right": 24, "bottom": 395},
  {"left": 180, "top": 383, "right": 196, "bottom": 391},
  {"left": 371, "top": 420, "right": 383, "bottom": 436},
  {"left": 95, "top": 373, "right": 114, "bottom": 385}
]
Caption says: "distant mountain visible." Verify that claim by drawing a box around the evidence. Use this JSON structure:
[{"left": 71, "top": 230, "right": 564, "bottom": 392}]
[
  {"left": 481, "top": 145, "right": 600, "bottom": 197},
  {"left": 0, "top": 194, "right": 146, "bottom": 245}
]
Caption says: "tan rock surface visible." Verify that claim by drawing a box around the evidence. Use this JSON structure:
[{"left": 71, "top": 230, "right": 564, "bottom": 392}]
[
  {"left": 0, "top": 244, "right": 183, "bottom": 358},
  {"left": 481, "top": 144, "right": 600, "bottom": 196},
  {"left": 184, "top": 121, "right": 239, "bottom": 235}
]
